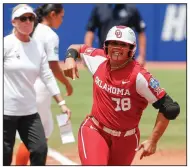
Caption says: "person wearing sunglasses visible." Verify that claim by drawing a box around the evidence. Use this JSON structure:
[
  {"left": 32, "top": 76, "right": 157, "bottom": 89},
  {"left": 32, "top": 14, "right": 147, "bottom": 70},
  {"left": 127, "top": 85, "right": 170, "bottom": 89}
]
[
  {"left": 4, "top": 4, "right": 71, "bottom": 165},
  {"left": 15, "top": 4, "right": 73, "bottom": 165},
  {"left": 15, "top": 15, "right": 36, "bottom": 22}
]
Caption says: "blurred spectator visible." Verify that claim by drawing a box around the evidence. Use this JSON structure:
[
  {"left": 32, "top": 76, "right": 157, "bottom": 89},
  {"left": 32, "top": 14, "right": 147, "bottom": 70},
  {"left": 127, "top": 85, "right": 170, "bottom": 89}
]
[{"left": 84, "top": 4, "right": 147, "bottom": 66}]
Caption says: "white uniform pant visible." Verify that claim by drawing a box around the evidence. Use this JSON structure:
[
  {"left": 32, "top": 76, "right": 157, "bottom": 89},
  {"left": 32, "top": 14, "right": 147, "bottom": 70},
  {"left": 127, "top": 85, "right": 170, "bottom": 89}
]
[{"left": 36, "top": 91, "right": 53, "bottom": 139}]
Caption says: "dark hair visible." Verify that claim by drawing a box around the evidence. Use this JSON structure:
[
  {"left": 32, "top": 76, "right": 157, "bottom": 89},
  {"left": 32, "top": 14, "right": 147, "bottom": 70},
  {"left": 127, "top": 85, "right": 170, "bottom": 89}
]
[
  {"left": 30, "top": 4, "right": 63, "bottom": 36},
  {"left": 35, "top": 4, "right": 63, "bottom": 23}
]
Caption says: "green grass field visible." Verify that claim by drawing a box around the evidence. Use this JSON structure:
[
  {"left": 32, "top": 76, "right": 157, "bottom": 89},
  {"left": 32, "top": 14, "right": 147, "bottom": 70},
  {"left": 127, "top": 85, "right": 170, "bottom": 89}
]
[{"left": 45, "top": 69, "right": 186, "bottom": 154}]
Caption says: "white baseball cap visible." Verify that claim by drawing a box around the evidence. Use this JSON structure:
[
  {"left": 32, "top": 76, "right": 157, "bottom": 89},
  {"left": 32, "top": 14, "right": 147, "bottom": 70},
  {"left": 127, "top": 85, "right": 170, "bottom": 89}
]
[{"left": 12, "top": 5, "right": 36, "bottom": 20}]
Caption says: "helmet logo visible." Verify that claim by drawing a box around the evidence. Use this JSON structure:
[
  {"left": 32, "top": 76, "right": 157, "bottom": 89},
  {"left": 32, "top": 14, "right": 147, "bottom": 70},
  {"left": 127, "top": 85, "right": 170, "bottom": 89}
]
[{"left": 115, "top": 29, "right": 122, "bottom": 38}]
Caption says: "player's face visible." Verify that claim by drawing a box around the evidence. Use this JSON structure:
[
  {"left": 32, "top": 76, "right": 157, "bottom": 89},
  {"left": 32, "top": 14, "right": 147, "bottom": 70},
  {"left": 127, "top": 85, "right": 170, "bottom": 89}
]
[
  {"left": 107, "top": 41, "right": 130, "bottom": 65},
  {"left": 12, "top": 13, "right": 35, "bottom": 35},
  {"left": 50, "top": 9, "right": 64, "bottom": 29}
]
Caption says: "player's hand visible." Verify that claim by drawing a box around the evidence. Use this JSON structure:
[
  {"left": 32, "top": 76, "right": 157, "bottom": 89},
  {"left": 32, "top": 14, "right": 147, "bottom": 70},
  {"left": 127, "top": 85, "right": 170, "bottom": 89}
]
[
  {"left": 63, "top": 57, "right": 79, "bottom": 80},
  {"left": 136, "top": 55, "right": 145, "bottom": 67},
  {"left": 135, "top": 140, "right": 157, "bottom": 160},
  {"left": 60, "top": 104, "right": 71, "bottom": 123}
]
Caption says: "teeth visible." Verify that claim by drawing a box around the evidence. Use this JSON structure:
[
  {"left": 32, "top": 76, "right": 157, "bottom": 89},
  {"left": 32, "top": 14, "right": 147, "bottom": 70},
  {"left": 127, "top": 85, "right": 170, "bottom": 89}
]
[{"left": 113, "top": 52, "right": 120, "bottom": 56}]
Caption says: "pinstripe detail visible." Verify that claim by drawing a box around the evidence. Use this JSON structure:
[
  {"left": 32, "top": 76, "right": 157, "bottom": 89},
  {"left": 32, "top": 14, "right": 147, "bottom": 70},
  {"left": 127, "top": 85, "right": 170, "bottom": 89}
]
[{"left": 80, "top": 117, "right": 90, "bottom": 159}]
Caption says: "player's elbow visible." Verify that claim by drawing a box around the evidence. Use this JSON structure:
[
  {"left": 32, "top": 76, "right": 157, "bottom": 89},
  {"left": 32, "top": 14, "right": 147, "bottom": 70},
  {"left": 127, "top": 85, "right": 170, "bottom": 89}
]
[
  {"left": 153, "top": 94, "right": 180, "bottom": 120},
  {"left": 160, "top": 102, "right": 180, "bottom": 120}
]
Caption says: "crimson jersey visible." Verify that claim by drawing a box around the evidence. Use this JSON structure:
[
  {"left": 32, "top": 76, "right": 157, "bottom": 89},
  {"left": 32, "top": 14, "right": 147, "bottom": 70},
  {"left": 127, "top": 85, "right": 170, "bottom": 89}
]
[{"left": 80, "top": 45, "right": 166, "bottom": 131}]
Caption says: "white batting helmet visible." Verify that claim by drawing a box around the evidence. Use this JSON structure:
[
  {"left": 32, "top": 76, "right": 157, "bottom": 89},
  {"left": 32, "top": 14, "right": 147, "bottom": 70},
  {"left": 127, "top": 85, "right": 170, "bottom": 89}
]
[{"left": 104, "top": 26, "right": 137, "bottom": 58}]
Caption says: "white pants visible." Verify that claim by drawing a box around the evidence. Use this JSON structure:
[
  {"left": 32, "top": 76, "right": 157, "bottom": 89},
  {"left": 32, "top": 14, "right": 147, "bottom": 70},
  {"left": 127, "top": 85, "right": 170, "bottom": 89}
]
[
  {"left": 34, "top": 78, "right": 54, "bottom": 139},
  {"left": 36, "top": 91, "right": 53, "bottom": 138}
]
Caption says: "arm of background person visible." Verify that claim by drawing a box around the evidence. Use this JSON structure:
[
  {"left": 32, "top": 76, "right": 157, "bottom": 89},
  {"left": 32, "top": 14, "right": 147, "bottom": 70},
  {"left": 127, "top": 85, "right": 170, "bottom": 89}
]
[
  {"left": 84, "top": 6, "right": 99, "bottom": 47},
  {"left": 45, "top": 34, "right": 73, "bottom": 96},
  {"left": 49, "top": 61, "right": 73, "bottom": 96},
  {"left": 138, "top": 31, "right": 146, "bottom": 66},
  {"left": 133, "top": 7, "right": 147, "bottom": 66},
  {"left": 84, "top": 31, "right": 95, "bottom": 47}
]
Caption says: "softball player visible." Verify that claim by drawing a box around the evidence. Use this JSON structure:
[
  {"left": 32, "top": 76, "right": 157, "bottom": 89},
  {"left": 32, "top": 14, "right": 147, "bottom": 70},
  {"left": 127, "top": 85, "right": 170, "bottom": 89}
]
[
  {"left": 4, "top": 4, "right": 71, "bottom": 165},
  {"left": 63, "top": 26, "right": 180, "bottom": 165},
  {"left": 15, "top": 4, "right": 73, "bottom": 165}
]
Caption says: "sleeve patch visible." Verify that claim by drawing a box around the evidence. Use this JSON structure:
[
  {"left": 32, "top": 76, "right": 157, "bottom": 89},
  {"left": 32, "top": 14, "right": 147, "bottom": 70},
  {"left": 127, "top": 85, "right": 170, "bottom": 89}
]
[
  {"left": 149, "top": 78, "right": 159, "bottom": 89},
  {"left": 149, "top": 77, "right": 164, "bottom": 96}
]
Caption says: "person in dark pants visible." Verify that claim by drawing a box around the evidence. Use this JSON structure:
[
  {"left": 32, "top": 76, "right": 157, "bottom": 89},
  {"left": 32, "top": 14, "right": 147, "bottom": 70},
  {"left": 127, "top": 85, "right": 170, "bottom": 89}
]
[
  {"left": 4, "top": 4, "right": 71, "bottom": 165},
  {"left": 3, "top": 114, "right": 47, "bottom": 165},
  {"left": 84, "top": 4, "right": 147, "bottom": 66}
]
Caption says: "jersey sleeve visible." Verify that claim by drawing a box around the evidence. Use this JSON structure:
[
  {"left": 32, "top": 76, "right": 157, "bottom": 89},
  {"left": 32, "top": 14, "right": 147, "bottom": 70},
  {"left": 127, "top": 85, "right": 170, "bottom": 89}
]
[
  {"left": 79, "top": 44, "right": 107, "bottom": 75},
  {"left": 136, "top": 70, "right": 166, "bottom": 104},
  {"left": 44, "top": 34, "right": 59, "bottom": 61}
]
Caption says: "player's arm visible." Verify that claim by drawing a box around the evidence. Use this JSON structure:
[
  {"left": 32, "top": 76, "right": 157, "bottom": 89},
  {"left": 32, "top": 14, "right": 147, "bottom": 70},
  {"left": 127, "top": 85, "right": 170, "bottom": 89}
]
[
  {"left": 137, "top": 94, "right": 180, "bottom": 159},
  {"left": 147, "top": 93, "right": 180, "bottom": 141},
  {"left": 148, "top": 111, "right": 169, "bottom": 144},
  {"left": 63, "top": 44, "right": 84, "bottom": 80},
  {"left": 136, "top": 73, "right": 180, "bottom": 159},
  {"left": 63, "top": 44, "right": 107, "bottom": 80}
]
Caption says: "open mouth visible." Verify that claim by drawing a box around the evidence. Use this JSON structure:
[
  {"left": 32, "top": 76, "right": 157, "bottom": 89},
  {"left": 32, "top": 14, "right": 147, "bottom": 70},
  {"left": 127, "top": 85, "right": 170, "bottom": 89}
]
[{"left": 112, "top": 50, "right": 123, "bottom": 57}]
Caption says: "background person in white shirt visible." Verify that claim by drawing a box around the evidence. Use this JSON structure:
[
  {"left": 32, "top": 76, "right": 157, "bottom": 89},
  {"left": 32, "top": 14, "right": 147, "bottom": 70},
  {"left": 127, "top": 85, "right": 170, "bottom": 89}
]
[
  {"left": 3, "top": 4, "right": 71, "bottom": 166},
  {"left": 15, "top": 4, "right": 73, "bottom": 165}
]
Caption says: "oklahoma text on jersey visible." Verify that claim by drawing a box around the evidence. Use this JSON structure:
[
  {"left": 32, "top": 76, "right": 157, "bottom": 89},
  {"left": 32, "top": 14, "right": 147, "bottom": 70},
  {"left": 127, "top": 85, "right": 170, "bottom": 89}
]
[{"left": 95, "top": 76, "right": 131, "bottom": 96}]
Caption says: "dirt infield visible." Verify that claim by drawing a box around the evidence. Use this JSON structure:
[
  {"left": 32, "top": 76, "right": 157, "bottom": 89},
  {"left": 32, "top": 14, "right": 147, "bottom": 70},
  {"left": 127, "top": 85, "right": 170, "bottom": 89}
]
[
  {"left": 62, "top": 149, "right": 186, "bottom": 165},
  {"left": 144, "top": 61, "right": 186, "bottom": 70},
  {"left": 11, "top": 148, "right": 186, "bottom": 165},
  {"left": 132, "top": 149, "right": 186, "bottom": 165}
]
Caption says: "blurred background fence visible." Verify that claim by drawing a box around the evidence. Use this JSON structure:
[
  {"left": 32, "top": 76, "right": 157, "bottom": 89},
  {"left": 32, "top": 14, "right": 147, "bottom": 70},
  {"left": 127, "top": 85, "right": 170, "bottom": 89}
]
[{"left": 3, "top": 4, "right": 186, "bottom": 61}]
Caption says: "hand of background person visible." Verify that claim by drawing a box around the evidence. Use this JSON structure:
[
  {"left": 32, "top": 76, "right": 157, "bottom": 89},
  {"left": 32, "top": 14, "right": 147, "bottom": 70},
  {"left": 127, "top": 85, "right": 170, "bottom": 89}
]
[
  {"left": 63, "top": 58, "right": 79, "bottom": 80},
  {"left": 60, "top": 104, "right": 71, "bottom": 123},
  {"left": 135, "top": 140, "right": 157, "bottom": 160}
]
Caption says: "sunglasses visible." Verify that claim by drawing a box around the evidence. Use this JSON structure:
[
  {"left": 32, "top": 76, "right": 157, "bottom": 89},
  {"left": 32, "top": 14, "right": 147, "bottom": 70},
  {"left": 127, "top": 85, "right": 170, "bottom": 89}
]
[{"left": 15, "top": 16, "right": 35, "bottom": 22}]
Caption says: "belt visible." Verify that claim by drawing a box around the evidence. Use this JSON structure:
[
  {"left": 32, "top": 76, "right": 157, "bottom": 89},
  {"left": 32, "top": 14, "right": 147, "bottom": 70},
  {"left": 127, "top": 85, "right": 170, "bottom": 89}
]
[{"left": 90, "top": 116, "right": 136, "bottom": 137}]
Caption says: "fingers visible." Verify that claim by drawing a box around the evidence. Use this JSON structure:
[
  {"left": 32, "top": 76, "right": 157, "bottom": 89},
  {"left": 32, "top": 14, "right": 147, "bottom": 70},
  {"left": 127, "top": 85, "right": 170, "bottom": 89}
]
[
  {"left": 140, "top": 149, "right": 146, "bottom": 160},
  {"left": 139, "top": 147, "right": 156, "bottom": 160},
  {"left": 66, "top": 109, "right": 71, "bottom": 123},
  {"left": 61, "top": 106, "right": 71, "bottom": 123}
]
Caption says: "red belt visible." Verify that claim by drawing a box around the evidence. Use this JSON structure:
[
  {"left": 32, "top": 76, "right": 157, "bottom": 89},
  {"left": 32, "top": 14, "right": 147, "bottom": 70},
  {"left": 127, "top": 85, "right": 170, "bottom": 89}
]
[{"left": 90, "top": 116, "right": 136, "bottom": 137}]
